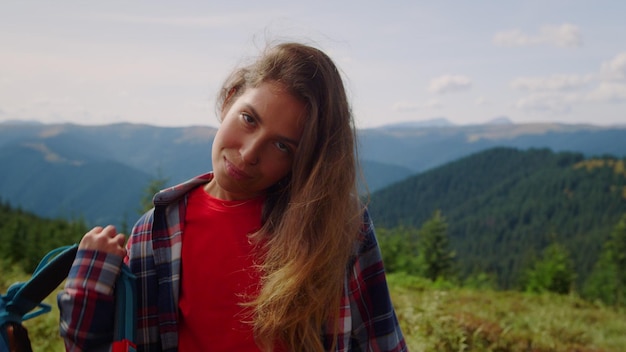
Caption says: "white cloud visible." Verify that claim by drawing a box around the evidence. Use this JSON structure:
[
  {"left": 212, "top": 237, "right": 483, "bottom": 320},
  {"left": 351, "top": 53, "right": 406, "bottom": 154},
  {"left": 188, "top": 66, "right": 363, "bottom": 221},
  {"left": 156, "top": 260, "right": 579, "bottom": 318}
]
[
  {"left": 600, "top": 52, "right": 626, "bottom": 82},
  {"left": 493, "top": 24, "right": 582, "bottom": 48},
  {"left": 512, "top": 52, "right": 626, "bottom": 113},
  {"left": 511, "top": 74, "right": 593, "bottom": 91},
  {"left": 392, "top": 99, "right": 441, "bottom": 112},
  {"left": 514, "top": 92, "right": 581, "bottom": 113},
  {"left": 586, "top": 82, "right": 626, "bottom": 103},
  {"left": 428, "top": 75, "right": 472, "bottom": 94}
]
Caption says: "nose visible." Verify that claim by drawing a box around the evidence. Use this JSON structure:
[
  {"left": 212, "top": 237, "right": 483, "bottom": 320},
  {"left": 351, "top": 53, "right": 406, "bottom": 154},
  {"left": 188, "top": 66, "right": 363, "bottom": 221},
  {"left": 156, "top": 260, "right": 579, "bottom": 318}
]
[{"left": 240, "top": 137, "right": 260, "bottom": 165}]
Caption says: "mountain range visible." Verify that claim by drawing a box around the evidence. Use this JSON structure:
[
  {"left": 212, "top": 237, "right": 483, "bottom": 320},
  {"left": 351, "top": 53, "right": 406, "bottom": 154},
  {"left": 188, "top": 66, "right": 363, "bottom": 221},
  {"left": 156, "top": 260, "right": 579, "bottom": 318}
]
[{"left": 1, "top": 120, "right": 625, "bottom": 228}]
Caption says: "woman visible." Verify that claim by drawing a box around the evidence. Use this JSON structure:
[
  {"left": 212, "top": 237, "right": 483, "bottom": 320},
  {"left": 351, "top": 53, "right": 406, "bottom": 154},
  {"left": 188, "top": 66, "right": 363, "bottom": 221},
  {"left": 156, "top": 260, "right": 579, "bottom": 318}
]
[{"left": 59, "top": 42, "right": 406, "bottom": 351}]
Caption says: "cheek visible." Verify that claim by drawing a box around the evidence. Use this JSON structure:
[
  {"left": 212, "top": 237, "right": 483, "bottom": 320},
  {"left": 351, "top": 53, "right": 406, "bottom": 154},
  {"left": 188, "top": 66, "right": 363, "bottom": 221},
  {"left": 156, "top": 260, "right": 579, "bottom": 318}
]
[
  {"left": 211, "top": 129, "right": 230, "bottom": 165},
  {"left": 262, "top": 157, "right": 293, "bottom": 181},
  {"left": 212, "top": 122, "right": 237, "bottom": 151},
  {"left": 211, "top": 132, "right": 222, "bottom": 156}
]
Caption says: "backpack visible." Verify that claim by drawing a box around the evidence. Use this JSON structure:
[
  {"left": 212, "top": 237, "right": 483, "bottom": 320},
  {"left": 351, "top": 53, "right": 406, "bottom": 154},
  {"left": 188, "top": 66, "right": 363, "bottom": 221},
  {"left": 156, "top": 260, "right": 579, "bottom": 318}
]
[{"left": 1, "top": 244, "right": 137, "bottom": 352}]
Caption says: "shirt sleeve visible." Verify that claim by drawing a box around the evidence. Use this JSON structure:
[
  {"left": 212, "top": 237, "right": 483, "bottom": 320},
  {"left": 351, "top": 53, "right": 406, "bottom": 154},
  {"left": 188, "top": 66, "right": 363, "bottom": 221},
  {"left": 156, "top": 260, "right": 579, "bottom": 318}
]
[
  {"left": 57, "top": 249, "right": 123, "bottom": 352},
  {"left": 348, "top": 209, "right": 408, "bottom": 351}
]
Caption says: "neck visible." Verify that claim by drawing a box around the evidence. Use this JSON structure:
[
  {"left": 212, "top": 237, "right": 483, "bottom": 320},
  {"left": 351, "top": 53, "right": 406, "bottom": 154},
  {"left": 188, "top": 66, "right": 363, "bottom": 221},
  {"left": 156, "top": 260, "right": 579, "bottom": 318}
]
[{"left": 203, "top": 180, "right": 262, "bottom": 201}]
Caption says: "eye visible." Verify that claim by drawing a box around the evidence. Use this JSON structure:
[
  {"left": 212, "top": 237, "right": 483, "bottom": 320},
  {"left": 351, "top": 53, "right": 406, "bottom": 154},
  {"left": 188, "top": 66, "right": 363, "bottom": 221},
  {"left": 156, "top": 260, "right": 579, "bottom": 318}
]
[
  {"left": 241, "top": 113, "right": 255, "bottom": 125},
  {"left": 275, "top": 141, "right": 291, "bottom": 154}
]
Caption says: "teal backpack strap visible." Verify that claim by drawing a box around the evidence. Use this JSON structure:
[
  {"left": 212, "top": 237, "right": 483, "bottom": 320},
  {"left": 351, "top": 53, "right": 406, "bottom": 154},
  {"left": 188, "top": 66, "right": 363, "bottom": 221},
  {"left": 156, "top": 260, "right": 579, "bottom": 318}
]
[
  {"left": 2, "top": 244, "right": 138, "bottom": 351},
  {"left": 1, "top": 244, "right": 78, "bottom": 350},
  {"left": 2, "top": 244, "right": 78, "bottom": 323},
  {"left": 112, "top": 264, "right": 137, "bottom": 352}
]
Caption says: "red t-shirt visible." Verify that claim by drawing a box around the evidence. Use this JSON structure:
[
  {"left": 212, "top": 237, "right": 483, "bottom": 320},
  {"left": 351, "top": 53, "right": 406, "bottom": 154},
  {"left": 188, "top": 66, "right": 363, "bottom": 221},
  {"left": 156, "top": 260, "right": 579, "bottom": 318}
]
[{"left": 178, "top": 186, "right": 265, "bottom": 351}]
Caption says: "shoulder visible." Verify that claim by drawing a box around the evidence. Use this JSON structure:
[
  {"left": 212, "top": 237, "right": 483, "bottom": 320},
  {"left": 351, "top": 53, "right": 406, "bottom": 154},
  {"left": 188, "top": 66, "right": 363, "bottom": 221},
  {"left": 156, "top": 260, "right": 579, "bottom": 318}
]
[
  {"left": 153, "top": 173, "right": 213, "bottom": 206},
  {"left": 354, "top": 207, "right": 380, "bottom": 258},
  {"left": 130, "top": 172, "right": 212, "bottom": 237},
  {"left": 347, "top": 207, "right": 386, "bottom": 282}
]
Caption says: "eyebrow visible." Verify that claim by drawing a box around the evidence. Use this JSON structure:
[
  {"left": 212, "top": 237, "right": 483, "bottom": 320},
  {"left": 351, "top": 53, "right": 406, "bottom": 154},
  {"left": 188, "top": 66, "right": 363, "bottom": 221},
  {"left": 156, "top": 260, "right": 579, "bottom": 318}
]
[{"left": 245, "top": 104, "right": 301, "bottom": 147}]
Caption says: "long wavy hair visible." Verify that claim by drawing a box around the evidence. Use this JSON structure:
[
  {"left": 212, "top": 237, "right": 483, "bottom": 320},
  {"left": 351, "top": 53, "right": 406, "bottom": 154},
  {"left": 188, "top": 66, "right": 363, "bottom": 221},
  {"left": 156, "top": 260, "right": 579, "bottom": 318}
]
[{"left": 216, "top": 42, "right": 363, "bottom": 351}]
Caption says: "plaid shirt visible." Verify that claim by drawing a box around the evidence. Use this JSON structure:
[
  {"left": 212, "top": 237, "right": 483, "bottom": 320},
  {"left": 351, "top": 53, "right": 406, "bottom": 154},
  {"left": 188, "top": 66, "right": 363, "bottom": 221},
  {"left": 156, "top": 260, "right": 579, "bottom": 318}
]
[{"left": 58, "top": 173, "right": 406, "bottom": 351}]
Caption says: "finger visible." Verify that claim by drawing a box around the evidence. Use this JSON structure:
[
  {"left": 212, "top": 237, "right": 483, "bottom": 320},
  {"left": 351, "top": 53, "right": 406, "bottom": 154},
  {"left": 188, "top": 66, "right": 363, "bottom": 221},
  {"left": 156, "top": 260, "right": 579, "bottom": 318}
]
[
  {"left": 88, "top": 226, "right": 104, "bottom": 235},
  {"left": 112, "top": 236, "right": 127, "bottom": 257},
  {"left": 101, "top": 225, "right": 118, "bottom": 238},
  {"left": 79, "top": 225, "right": 121, "bottom": 253},
  {"left": 114, "top": 233, "right": 127, "bottom": 247}
]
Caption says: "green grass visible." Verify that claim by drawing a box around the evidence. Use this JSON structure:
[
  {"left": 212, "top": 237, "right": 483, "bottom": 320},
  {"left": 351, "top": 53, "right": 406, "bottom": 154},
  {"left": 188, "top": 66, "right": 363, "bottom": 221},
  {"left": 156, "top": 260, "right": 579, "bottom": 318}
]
[
  {"left": 1, "top": 263, "right": 65, "bottom": 351},
  {"left": 388, "top": 273, "right": 626, "bottom": 351},
  {"left": 3, "top": 267, "right": 626, "bottom": 351}
]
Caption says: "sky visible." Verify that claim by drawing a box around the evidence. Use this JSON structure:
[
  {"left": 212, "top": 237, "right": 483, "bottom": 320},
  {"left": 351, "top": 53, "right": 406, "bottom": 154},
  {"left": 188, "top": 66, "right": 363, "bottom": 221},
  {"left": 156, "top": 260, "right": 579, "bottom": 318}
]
[{"left": 1, "top": 1, "right": 625, "bottom": 129}]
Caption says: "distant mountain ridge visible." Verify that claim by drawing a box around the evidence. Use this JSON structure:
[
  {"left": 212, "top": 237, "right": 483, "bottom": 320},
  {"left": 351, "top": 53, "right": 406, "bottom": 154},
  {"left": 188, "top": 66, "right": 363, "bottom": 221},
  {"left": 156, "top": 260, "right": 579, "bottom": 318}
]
[
  {"left": 358, "top": 122, "right": 626, "bottom": 173},
  {"left": 381, "top": 117, "right": 456, "bottom": 128},
  {"left": 485, "top": 116, "right": 514, "bottom": 125},
  {"left": 380, "top": 116, "right": 515, "bottom": 129},
  {"left": 1, "top": 121, "right": 626, "bottom": 227}
]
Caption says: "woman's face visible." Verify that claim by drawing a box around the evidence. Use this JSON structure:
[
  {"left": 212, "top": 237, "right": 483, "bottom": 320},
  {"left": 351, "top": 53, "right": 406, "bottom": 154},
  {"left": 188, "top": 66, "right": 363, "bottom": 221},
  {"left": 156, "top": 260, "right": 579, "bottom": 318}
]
[{"left": 206, "top": 81, "right": 306, "bottom": 201}]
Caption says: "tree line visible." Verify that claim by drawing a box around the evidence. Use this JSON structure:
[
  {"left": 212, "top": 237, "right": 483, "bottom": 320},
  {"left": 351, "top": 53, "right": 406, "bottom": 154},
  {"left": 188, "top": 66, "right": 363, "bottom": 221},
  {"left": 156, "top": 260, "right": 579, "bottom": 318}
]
[
  {"left": 369, "top": 147, "right": 626, "bottom": 290},
  {"left": 377, "top": 210, "right": 626, "bottom": 306},
  {"left": 0, "top": 176, "right": 166, "bottom": 274},
  {"left": 0, "top": 200, "right": 87, "bottom": 272}
]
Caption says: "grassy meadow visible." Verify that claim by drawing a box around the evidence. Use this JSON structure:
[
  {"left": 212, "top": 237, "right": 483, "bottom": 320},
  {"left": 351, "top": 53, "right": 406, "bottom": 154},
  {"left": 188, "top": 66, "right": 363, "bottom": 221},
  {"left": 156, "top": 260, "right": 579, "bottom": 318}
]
[
  {"left": 3, "top": 268, "right": 626, "bottom": 351},
  {"left": 389, "top": 274, "right": 626, "bottom": 351},
  {"left": 1, "top": 263, "right": 65, "bottom": 351}
]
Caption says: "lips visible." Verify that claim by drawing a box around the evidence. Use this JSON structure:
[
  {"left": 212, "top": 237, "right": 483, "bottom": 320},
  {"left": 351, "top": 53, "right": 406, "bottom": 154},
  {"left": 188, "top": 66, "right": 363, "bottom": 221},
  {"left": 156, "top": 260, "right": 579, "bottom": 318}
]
[{"left": 224, "top": 158, "right": 252, "bottom": 180}]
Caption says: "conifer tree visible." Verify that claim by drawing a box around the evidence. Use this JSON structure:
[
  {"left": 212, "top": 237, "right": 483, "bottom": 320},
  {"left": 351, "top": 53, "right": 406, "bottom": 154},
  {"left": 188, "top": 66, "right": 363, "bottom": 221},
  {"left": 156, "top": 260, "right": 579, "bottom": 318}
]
[
  {"left": 377, "top": 226, "right": 420, "bottom": 274},
  {"left": 583, "top": 214, "right": 626, "bottom": 305},
  {"left": 609, "top": 214, "right": 626, "bottom": 306},
  {"left": 583, "top": 249, "right": 617, "bottom": 305},
  {"left": 138, "top": 171, "right": 169, "bottom": 214},
  {"left": 416, "top": 210, "right": 455, "bottom": 281},
  {"left": 524, "top": 242, "right": 575, "bottom": 294}
]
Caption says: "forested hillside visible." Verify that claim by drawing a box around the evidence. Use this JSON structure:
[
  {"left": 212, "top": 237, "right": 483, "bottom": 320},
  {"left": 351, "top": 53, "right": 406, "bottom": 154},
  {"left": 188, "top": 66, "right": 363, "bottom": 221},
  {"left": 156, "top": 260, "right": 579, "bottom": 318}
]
[
  {"left": 0, "top": 201, "right": 87, "bottom": 272},
  {"left": 369, "top": 147, "right": 626, "bottom": 289}
]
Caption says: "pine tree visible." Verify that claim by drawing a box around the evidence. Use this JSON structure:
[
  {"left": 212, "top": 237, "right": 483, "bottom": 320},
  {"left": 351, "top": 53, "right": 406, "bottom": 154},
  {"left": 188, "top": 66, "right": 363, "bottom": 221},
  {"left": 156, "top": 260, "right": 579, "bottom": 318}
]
[
  {"left": 138, "top": 171, "right": 169, "bottom": 214},
  {"left": 524, "top": 242, "right": 575, "bottom": 294},
  {"left": 416, "top": 210, "right": 455, "bottom": 281},
  {"left": 377, "top": 226, "right": 420, "bottom": 274},
  {"left": 583, "top": 214, "right": 626, "bottom": 306},
  {"left": 609, "top": 214, "right": 626, "bottom": 306},
  {"left": 583, "top": 249, "right": 617, "bottom": 305}
]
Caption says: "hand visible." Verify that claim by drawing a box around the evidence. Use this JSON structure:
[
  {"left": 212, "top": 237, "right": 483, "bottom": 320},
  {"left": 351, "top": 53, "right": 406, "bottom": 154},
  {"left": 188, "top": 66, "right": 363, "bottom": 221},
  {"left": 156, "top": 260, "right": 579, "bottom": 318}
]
[{"left": 79, "top": 225, "right": 127, "bottom": 257}]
